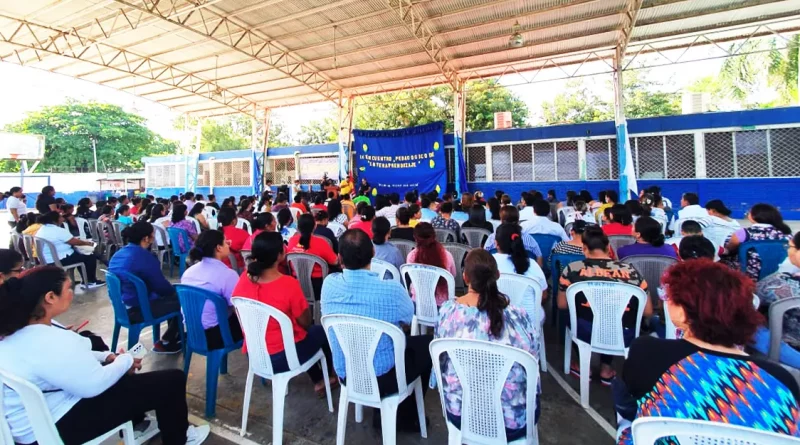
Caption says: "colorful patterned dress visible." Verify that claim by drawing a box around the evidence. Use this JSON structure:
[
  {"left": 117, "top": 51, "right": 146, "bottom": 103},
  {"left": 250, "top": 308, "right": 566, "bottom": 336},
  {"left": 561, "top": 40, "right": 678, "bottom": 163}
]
[{"left": 720, "top": 224, "right": 792, "bottom": 281}]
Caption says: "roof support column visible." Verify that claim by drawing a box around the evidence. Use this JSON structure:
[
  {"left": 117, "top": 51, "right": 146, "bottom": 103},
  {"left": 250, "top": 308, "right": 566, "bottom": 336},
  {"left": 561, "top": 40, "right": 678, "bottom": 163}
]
[
  {"left": 613, "top": 46, "right": 637, "bottom": 201},
  {"left": 338, "top": 95, "right": 355, "bottom": 181},
  {"left": 453, "top": 79, "right": 467, "bottom": 194},
  {"left": 262, "top": 108, "right": 272, "bottom": 191},
  {"left": 185, "top": 116, "right": 201, "bottom": 193}
]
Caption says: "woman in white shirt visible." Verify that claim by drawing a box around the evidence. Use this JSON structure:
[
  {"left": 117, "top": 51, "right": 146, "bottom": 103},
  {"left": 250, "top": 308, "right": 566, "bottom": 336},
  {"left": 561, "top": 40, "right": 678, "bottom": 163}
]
[
  {"left": 6, "top": 187, "right": 27, "bottom": 228},
  {"left": 492, "top": 224, "right": 548, "bottom": 326},
  {"left": 34, "top": 211, "right": 104, "bottom": 288},
  {"left": 0, "top": 266, "right": 209, "bottom": 445}
]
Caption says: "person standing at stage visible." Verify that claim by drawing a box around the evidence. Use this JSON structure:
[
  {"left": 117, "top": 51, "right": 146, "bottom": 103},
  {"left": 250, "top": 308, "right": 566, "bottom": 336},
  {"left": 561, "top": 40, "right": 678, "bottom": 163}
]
[{"left": 358, "top": 178, "right": 371, "bottom": 197}]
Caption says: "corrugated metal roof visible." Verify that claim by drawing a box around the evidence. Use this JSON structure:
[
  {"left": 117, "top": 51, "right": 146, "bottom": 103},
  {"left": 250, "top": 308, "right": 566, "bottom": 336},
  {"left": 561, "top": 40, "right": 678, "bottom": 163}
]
[{"left": 0, "top": 0, "right": 798, "bottom": 117}]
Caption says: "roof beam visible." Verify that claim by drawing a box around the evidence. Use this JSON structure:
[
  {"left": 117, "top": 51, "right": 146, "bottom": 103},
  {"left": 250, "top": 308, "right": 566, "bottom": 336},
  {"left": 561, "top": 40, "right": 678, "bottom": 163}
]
[
  {"left": 0, "top": 14, "right": 259, "bottom": 117},
  {"left": 619, "top": 0, "right": 645, "bottom": 56}
]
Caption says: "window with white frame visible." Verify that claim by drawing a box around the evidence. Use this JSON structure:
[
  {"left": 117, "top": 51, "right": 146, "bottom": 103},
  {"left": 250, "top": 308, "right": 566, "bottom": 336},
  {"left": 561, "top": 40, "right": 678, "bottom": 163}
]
[
  {"left": 176, "top": 163, "right": 186, "bottom": 187},
  {"left": 635, "top": 136, "right": 665, "bottom": 179},
  {"left": 299, "top": 156, "right": 338, "bottom": 182},
  {"left": 271, "top": 158, "right": 296, "bottom": 185},
  {"left": 146, "top": 164, "right": 177, "bottom": 188},
  {"left": 491, "top": 145, "right": 512, "bottom": 181},
  {"left": 198, "top": 162, "right": 210, "bottom": 186},
  {"left": 466, "top": 145, "right": 486, "bottom": 182}
]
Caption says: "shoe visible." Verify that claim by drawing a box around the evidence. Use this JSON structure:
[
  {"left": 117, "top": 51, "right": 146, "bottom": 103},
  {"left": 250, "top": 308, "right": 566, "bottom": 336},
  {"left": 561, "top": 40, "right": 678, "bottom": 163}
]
[
  {"left": 133, "top": 418, "right": 160, "bottom": 444},
  {"left": 185, "top": 425, "right": 210, "bottom": 445},
  {"left": 86, "top": 280, "right": 106, "bottom": 289},
  {"left": 152, "top": 340, "right": 182, "bottom": 354}
]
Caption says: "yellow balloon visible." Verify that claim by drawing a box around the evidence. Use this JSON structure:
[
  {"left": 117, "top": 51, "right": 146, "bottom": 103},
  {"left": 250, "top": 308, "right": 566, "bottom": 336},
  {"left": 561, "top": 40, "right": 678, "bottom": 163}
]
[
  {"left": 429, "top": 159, "right": 435, "bottom": 168},
  {"left": 362, "top": 144, "right": 368, "bottom": 152},
  {"left": 433, "top": 141, "right": 440, "bottom": 150},
  {"left": 371, "top": 188, "right": 378, "bottom": 196},
  {"left": 359, "top": 166, "right": 365, "bottom": 171},
  {"left": 435, "top": 184, "right": 441, "bottom": 193}
]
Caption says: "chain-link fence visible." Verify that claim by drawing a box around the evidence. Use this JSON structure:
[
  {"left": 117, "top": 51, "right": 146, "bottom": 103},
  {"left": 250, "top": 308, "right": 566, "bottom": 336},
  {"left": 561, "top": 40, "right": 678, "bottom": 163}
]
[
  {"left": 665, "top": 134, "right": 695, "bottom": 178},
  {"left": 466, "top": 145, "right": 486, "bottom": 182},
  {"left": 512, "top": 143, "right": 533, "bottom": 181},
  {"left": 586, "top": 139, "right": 613, "bottom": 180},
  {"left": 735, "top": 130, "right": 769, "bottom": 178},
  {"left": 533, "top": 142, "right": 555, "bottom": 181},
  {"left": 491, "top": 145, "right": 512, "bottom": 182},
  {"left": 556, "top": 141, "right": 579, "bottom": 180},
  {"left": 197, "top": 162, "right": 210, "bottom": 186},
  {"left": 705, "top": 132, "right": 735, "bottom": 178},
  {"left": 771, "top": 127, "right": 800, "bottom": 177},
  {"left": 635, "top": 136, "right": 664, "bottom": 179}
]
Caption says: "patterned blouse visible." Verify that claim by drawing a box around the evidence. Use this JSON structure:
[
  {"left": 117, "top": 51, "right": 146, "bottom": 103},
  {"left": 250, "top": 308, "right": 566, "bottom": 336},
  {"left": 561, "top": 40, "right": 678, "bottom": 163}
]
[
  {"left": 168, "top": 219, "right": 197, "bottom": 253},
  {"left": 435, "top": 300, "right": 540, "bottom": 431},
  {"left": 721, "top": 224, "right": 791, "bottom": 280},
  {"left": 552, "top": 241, "right": 583, "bottom": 256},
  {"left": 757, "top": 271, "right": 800, "bottom": 349}
]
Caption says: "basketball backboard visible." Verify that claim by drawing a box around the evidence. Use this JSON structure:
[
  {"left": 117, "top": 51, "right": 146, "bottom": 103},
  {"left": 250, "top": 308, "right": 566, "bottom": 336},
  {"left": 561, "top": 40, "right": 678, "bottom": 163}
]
[{"left": 0, "top": 132, "right": 45, "bottom": 160}]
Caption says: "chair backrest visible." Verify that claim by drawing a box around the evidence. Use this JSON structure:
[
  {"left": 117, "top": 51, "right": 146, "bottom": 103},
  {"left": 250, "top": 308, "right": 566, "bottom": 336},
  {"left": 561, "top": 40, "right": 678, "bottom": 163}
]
[
  {"left": 489, "top": 219, "right": 501, "bottom": 231},
  {"left": 389, "top": 239, "right": 415, "bottom": 260},
  {"left": 608, "top": 235, "right": 636, "bottom": 253},
  {"left": 461, "top": 227, "right": 491, "bottom": 248},
  {"left": 86, "top": 218, "right": 100, "bottom": 242},
  {"left": 152, "top": 224, "right": 170, "bottom": 248},
  {"left": 622, "top": 255, "right": 678, "bottom": 301},
  {"left": 558, "top": 207, "right": 576, "bottom": 226},
  {"left": 33, "top": 237, "right": 62, "bottom": 267},
  {"left": 237, "top": 217, "right": 253, "bottom": 234},
  {"left": 738, "top": 239, "right": 789, "bottom": 280},
  {"left": 370, "top": 258, "right": 402, "bottom": 283},
  {"left": 0, "top": 368, "right": 62, "bottom": 445},
  {"left": 232, "top": 297, "right": 303, "bottom": 377},
  {"left": 429, "top": 339, "right": 539, "bottom": 444},
  {"left": 74, "top": 217, "right": 90, "bottom": 239},
  {"left": 105, "top": 270, "right": 152, "bottom": 324},
  {"left": 549, "top": 253, "right": 586, "bottom": 300},
  {"left": 186, "top": 216, "right": 202, "bottom": 234},
  {"left": 289, "top": 207, "right": 303, "bottom": 221},
  {"left": 327, "top": 221, "right": 346, "bottom": 238},
  {"left": 530, "top": 233, "right": 561, "bottom": 263},
  {"left": 400, "top": 263, "right": 455, "bottom": 326},
  {"left": 286, "top": 253, "right": 329, "bottom": 305},
  {"left": 565, "top": 281, "right": 647, "bottom": 354},
  {"left": 203, "top": 206, "right": 217, "bottom": 219},
  {"left": 228, "top": 253, "right": 240, "bottom": 273},
  {"left": 321, "top": 314, "right": 408, "bottom": 404},
  {"left": 166, "top": 227, "right": 191, "bottom": 255},
  {"left": 442, "top": 242, "right": 471, "bottom": 290},
  {"left": 769, "top": 296, "right": 800, "bottom": 362},
  {"left": 650, "top": 213, "right": 669, "bottom": 235},
  {"left": 630, "top": 417, "right": 800, "bottom": 445},
  {"left": 385, "top": 216, "right": 397, "bottom": 227},
  {"left": 310, "top": 208, "right": 321, "bottom": 217},
  {"left": 703, "top": 224, "right": 736, "bottom": 249},
  {"left": 663, "top": 299, "right": 678, "bottom": 340},
  {"left": 22, "top": 234, "right": 37, "bottom": 265},
  {"left": 10, "top": 232, "right": 27, "bottom": 263},
  {"left": 175, "top": 284, "right": 236, "bottom": 353},
  {"left": 497, "top": 273, "right": 543, "bottom": 324},
  {"left": 111, "top": 221, "right": 126, "bottom": 245},
  {"left": 434, "top": 228, "right": 457, "bottom": 243}
]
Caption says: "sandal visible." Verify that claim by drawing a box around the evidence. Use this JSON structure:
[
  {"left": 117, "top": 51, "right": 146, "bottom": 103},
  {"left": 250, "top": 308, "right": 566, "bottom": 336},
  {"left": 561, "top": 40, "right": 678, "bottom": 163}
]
[
  {"left": 599, "top": 371, "right": 617, "bottom": 386},
  {"left": 315, "top": 377, "right": 340, "bottom": 398}
]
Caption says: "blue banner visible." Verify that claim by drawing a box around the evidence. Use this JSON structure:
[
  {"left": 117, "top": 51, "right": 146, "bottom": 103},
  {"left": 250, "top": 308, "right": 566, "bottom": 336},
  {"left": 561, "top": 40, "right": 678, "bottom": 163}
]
[{"left": 353, "top": 122, "right": 446, "bottom": 198}]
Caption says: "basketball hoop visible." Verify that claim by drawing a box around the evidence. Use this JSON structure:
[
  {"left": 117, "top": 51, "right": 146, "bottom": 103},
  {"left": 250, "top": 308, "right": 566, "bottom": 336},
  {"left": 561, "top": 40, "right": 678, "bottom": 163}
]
[{"left": 8, "top": 154, "right": 19, "bottom": 160}]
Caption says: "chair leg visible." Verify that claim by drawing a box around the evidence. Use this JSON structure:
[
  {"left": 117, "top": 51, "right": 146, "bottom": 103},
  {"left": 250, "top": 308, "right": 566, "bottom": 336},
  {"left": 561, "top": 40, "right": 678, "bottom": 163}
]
[
  {"left": 379, "top": 400, "right": 399, "bottom": 445},
  {"left": 220, "top": 353, "right": 228, "bottom": 375},
  {"left": 335, "top": 388, "right": 349, "bottom": 445},
  {"left": 78, "top": 264, "right": 89, "bottom": 289},
  {"left": 414, "top": 381, "right": 427, "bottom": 439},
  {"left": 578, "top": 345, "right": 591, "bottom": 409},
  {"left": 111, "top": 323, "right": 121, "bottom": 352},
  {"left": 410, "top": 316, "right": 419, "bottom": 336},
  {"left": 128, "top": 326, "right": 142, "bottom": 350},
  {"left": 271, "top": 377, "right": 288, "bottom": 445},
  {"left": 320, "top": 355, "right": 334, "bottom": 412},
  {"left": 563, "top": 329, "right": 572, "bottom": 375},
  {"left": 183, "top": 349, "right": 192, "bottom": 375},
  {"left": 168, "top": 254, "right": 175, "bottom": 277},
  {"left": 355, "top": 404, "right": 363, "bottom": 423},
  {"left": 152, "top": 322, "right": 161, "bottom": 345},
  {"left": 205, "top": 351, "right": 223, "bottom": 418},
  {"left": 241, "top": 370, "right": 255, "bottom": 437},
  {"left": 539, "top": 329, "right": 548, "bottom": 373}
]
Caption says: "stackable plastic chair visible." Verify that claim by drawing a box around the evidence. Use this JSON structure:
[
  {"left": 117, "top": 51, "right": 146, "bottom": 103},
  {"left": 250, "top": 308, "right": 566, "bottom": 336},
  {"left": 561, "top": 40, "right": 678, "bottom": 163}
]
[
  {"left": 769, "top": 297, "right": 800, "bottom": 363},
  {"left": 22, "top": 234, "right": 37, "bottom": 266},
  {"left": 232, "top": 298, "right": 333, "bottom": 445},
  {"left": 703, "top": 224, "right": 737, "bottom": 250},
  {"left": 370, "top": 258, "right": 402, "bottom": 283},
  {"left": 97, "top": 220, "right": 118, "bottom": 260},
  {"left": 558, "top": 207, "right": 576, "bottom": 227},
  {"left": 286, "top": 253, "right": 329, "bottom": 324},
  {"left": 237, "top": 217, "right": 253, "bottom": 234},
  {"left": 322, "top": 315, "right": 427, "bottom": 445},
  {"left": 389, "top": 239, "right": 415, "bottom": 261},
  {"left": 622, "top": 255, "right": 678, "bottom": 302},
  {"left": 461, "top": 228, "right": 491, "bottom": 249},
  {"left": 328, "top": 221, "right": 346, "bottom": 238},
  {"left": 663, "top": 301, "right": 678, "bottom": 340},
  {"left": 400, "top": 263, "right": 455, "bottom": 335},
  {"left": 442, "top": 242, "right": 471, "bottom": 292},
  {"left": 498, "top": 273, "right": 547, "bottom": 372},
  {"left": 630, "top": 417, "right": 800, "bottom": 445},
  {"left": 0, "top": 368, "right": 136, "bottom": 445},
  {"left": 563, "top": 281, "right": 647, "bottom": 408},
  {"left": 10, "top": 232, "right": 31, "bottom": 268},
  {"left": 151, "top": 224, "right": 172, "bottom": 272},
  {"left": 738, "top": 239, "right": 789, "bottom": 280},
  {"left": 106, "top": 270, "right": 184, "bottom": 352},
  {"left": 166, "top": 227, "right": 191, "bottom": 277},
  {"left": 548, "top": 253, "right": 585, "bottom": 327},
  {"left": 435, "top": 228, "right": 458, "bottom": 243},
  {"left": 607, "top": 235, "right": 636, "bottom": 254},
  {"left": 74, "top": 216, "right": 91, "bottom": 239},
  {"left": 175, "top": 284, "right": 243, "bottom": 418},
  {"left": 530, "top": 233, "right": 561, "bottom": 265},
  {"left": 186, "top": 216, "right": 202, "bottom": 234},
  {"left": 489, "top": 219, "right": 501, "bottom": 231},
  {"left": 33, "top": 237, "right": 89, "bottom": 289},
  {"left": 429, "top": 339, "right": 540, "bottom": 445}
]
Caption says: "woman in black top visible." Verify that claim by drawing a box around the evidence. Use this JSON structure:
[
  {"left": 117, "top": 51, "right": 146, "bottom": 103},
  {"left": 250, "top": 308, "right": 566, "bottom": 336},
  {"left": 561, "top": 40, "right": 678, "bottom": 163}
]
[
  {"left": 461, "top": 204, "right": 494, "bottom": 232},
  {"left": 75, "top": 198, "right": 94, "bottom": 219},
  {"left": 390, "top": 207, "right": 415, "bottom": 242},
  {"left": 36, "top": 185, "right": 57, "bottom": 214}
]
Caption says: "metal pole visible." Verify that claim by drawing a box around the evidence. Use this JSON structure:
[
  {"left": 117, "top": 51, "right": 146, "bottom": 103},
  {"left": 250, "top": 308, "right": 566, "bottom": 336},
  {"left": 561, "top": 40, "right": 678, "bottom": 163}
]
[
  {"left": 613, "top": 45, "right": 637, "bottom": 200},
  {"left": 91, "top": 138, "right": 98, "bottom": 173},
  {"left": 262, "top": 108, "right": 271, "bottom": 188}
]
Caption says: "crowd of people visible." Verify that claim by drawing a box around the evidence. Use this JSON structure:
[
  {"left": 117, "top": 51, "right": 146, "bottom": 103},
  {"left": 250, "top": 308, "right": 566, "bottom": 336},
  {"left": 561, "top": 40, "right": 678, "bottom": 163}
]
[{"left": 1, "top": 181, "right": 800, "bottom": 444}]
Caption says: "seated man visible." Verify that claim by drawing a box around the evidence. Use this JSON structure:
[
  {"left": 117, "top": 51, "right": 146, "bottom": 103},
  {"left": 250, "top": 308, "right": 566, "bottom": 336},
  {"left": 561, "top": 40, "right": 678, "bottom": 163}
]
[
  {"left": 321, "top": 229, "right": 431, "bottom": 431},
  {"left": 672, "top": 192, "right": 711, "bottom": 229},
  {"left": 430, "top": 202, "right": 462, "bottom": 243},
  {"left": 484, "top": 206, "right": 543, "bottom": 267},
  {"left": 521, "top": 199, "right": 568, "bottom": 241},
  {"left": 665, "top": 219, "right": 703, "bottom": 250}
]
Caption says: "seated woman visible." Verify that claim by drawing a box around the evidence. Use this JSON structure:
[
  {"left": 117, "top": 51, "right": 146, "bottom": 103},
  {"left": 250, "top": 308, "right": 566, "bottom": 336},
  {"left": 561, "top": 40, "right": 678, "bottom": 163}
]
[
  {"left": 109, "top": 222, "right": 181, "bottom": 354},
  {"left": 233, "top": 232, "right": 337, "bottom": 396},
  {"left": 615, "top": 260, "right": 800, "bottom": 444},
  {"left": 188, "top": 203, "right": 209, "bottom": 231},
  {"left": 390, "top": 207, "right": 415, "bottom": 241},
  {"left": 182, "top": 230, "right": 243, "bottom": 350},
  {"left": 407, "top": 222, "right": 457, "bottom": 306},
  {"left": 167, "top": 203, "right": 198, "bottom": 253},
  {"left": 552, "top": 220, "right": 587, "bottom": 255},
  {"left": 451, "top": 193, "right": 472, "bottom": 222},
  {"left": 243, "top": 212, "right": 276, "bottom": 251},
  {"left": 116, "top": 205, "right": 134, "bottom": 226},
  {"left": 678, "top": 236, "right": 716, "bottom": 261},
  {"left": 217, "top": 208, "right": 248, "bottom": 270},
  {"left": 436, "top": 249, "right": 540, "bottom": 441},
  {"left": 617, "top": 216, "right": 678, "bottom": 260},
  {"left": 277, "top": 207, "right": 296, "bottom": 239},
  {"left": 721, "top": 203, "right": 792, "bottom": 280},
  {"left": 753, "top": 231, "right": 800, "bottom": 368},
  {"left": 492, "top": 224, "right": 548, "bottom": 325},
  {"left": 35, "top": 211, "right": 103, "bottom": 288},
  {"left": 601, "top": 204, "right": 633, "bottom": 236},
  {"left": 461, "top": 204, "right": 494, "bottom": 232},
  {"left": 0, "top": 248, "right": 23, "bottom": 284},
  {"left": 313, "top": 211, "right": 338, "bottom": 254},
  {"left": 238, "top": 198, "right": 255, "bottom": 222},
  {"left": 0, "top": 266, "right": 210, "bottom": 445},
  {"left": 75, "top": 197, "right": 94, "bottom": 220},
  {"left": 348, "top": 205, "right": 375, "bottom": 238},
  {"left": 326, "top": 199, "right": 349, "bottom": 227},
  {"left": 287, "top": 214, "right": 339, "bottom": 301},
  {"left": 487, "top": 197, "right": 501, "bottom": 221},
  {"left": 372, "top": 216, "right": 404, "bottom": 272},
  {"left": 60, "top": 204, "right": 81, "bottom": 237}
]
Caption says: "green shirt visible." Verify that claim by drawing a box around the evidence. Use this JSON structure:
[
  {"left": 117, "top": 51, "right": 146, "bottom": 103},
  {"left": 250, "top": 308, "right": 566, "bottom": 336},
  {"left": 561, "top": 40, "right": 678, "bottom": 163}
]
[{"left": 353, "top": 195, "right": 371, "bottom": 205}]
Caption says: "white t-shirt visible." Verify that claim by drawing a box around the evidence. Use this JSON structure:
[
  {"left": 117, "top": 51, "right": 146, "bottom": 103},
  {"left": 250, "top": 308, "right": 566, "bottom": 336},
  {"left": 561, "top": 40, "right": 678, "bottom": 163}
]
[
  {"left": 35, "top": 224, "right": 75, "bottom": 263},
  {"left": 0, "top": 324, "right": 132, "bottom": 444},
  {"left": 6, "top": 196, "right": 26, "bottom": 222}
]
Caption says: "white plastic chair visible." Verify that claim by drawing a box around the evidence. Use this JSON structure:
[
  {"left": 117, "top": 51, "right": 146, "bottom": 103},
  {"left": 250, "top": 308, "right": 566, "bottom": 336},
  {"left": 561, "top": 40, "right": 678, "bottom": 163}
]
[
  {"left": 232, "top": 298, "right": 333, "bottom": 445},
  {"left": 461, "top": 228, "right": 491, "bottom": 249},
  {"left": 289, "top": 207, "right": 303, "bottom": 222},
  {"left": 400, "top": 263, "right": 455, "bottom": 335},
  {"left": 237, "top": 217, "right": 253, "bottom": 234},
  {"left": 429, "top": 339, "right": 540, "bottom": 445},
  {"left": 371, "top": 258, "right": 402, "bottom": 283},
  {"left": 704, "top": 224, "right": 737, "bottom": 249},
  {"left": 286, "top": 253, "right": 329, "bottom": 324},
  {"left": 663, "top": 295, "right": 678, "bottom": 340},
  {"left": 489, "top": 219, "right": 501, "bottom": 231},
  {"left": 33, "top": 237, "right": 90, "bottom": 289},
  {"left": 497, "top": 273, "right": 547, "bottom": 372},
  {"left": 630, "top": 417, "right": 800, "bottom": 444},
  {"left": 203, "top": 206, "right": 217, "bottom": 220},
  {"left": 321, "top": 314, "right": 427, "bottom": 445},
  {"left": 558, "top": 207, "right": 576, "bottom": 227},
  {"left": 0, "top": 368, "right": 135, "bottom": 445},
  {"left": 187, "top": 216, "right": 202, "bottom": 234},
  {"left": 328, "top": 221, "right": 346, "bottom": 238},
  {"left": 563, "top": 281, "right": 648, "bottom": 408},
  {"left": 389, "top": 239, "right": 415, "bottom": 261},
  {"left": 385, "top": 217, "right": 397, "bottom": 227},
  {"left": 74, "top": 216, "right": 90, "bottom": 239}
]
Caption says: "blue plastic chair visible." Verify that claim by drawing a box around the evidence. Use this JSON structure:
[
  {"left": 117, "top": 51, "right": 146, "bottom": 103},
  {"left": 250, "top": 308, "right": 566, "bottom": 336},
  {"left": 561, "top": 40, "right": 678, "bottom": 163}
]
[
  {"left": 175, "top": 284, "right": 243, "bottom": 418},
  {"left": 106, "top": 270, "right": 184, "bottom": 352},
  {"left": 166, "top": 227, "right": 191, "bottom": 277},
  {"left": 531, "top": 233, "right": 562, "bottom": 267},
  {"left": 549, "top": 253, "right": 585, "bottom": 341},
  {"left": 738, "top": 239, "right": 789, "bottom": 280}
]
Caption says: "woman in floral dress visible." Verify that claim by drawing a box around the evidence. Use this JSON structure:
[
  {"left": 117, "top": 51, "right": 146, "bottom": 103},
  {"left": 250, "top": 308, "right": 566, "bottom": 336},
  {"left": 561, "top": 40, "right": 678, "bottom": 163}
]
[{"left": 720, "top": 203, "right": 792, "bottom": 280}]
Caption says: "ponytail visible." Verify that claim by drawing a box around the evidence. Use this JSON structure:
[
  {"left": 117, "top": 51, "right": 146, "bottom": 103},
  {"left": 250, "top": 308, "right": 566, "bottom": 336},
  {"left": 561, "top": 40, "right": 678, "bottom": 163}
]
[
  {"left": 296, "top": 214, "right": 315, "bottom": 250},
  {"left": 464, "top": 250, "right": 508, "bottom": 338},
  {"left": 634, "top": 216, "right": 665, "bottom": 247},
  {"left": 247, "top": 232, "right": 284, "bottom": 280},
  {"left": 496, "top": 224, "right": 529, "bottom": 274},
  {"left": 0, "top": 267, "right": 68, "bottom": 337}
]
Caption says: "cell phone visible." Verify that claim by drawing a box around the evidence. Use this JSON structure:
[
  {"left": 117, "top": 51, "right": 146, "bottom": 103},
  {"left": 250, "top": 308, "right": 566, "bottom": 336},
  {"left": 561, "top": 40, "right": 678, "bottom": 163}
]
[{"left": 129, "top": 343, "right": 148, "bottom": 359}]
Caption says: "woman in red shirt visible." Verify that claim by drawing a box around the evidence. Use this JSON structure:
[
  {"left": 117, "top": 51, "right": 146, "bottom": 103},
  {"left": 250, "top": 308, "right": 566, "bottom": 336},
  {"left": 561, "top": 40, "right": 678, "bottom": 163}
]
[
  {"left": 233, "top": 232, "right": 336, "bottom": 395},
  {"left": 287, "top": 214, "right": 338, "bottom": 301},
  {"left": 602, "top": 204, "right": 635, "bottom": 236},
  {"left": 218, "top": 207, "right": 249, "bottom": 270},
  {"left": 348, "top": 205, "right": 375, "bottom": 238}
]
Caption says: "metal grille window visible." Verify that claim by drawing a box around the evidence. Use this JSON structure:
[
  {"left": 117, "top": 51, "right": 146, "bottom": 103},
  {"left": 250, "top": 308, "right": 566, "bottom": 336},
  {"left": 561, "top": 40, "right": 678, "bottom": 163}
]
[
  {"left": 147, "top": 164, "right": 176, "bottom": 187},
  {"left": 197, "top": 163, "right": 210, "bottom": 186},
  {"left": 735, "top": 130, "right": 769, "bottom": 178},
  {"left": 704, "top": 132, "right": 735, "bottom": 178},
  {"left": 272, "top": 158, "right": 296, "bottom": 184},
  {"left": 491, "top": 145, "right": 512, "bottom": 181},
  {"left": 445, "top": 147, "right": 455, "bottom": 184},
  {"left": 770, "top": 127, "right": 800, "bottom": 177},
  {"left": 299, "top": 156, "right": 338, "bottom": 181},
  {"left": 556, "top": 141, "right": 579, "bottom": 180},
  {"left": 512, "top": 143, "right": 533, "bottom": 181},
  {"left": 610, "top": 139, "right": 619, "bottom": 179},
  {"left": 466, "top": 146, "right": 486, "bottom": 182},
  {"left": 635, "top": 136, "right": 665, "bottom": 179},
  {"left": 176, "top": 164, "right": 186, "bottom": 187},
  {"left": 665, "top": 134, "right": 695, "bottom": 178},
  {"left": 534, "top": 142, "right": 555, "bottom": 181},
  {"left": 586, "top": 139, "right": 612, "bottom": 180}
]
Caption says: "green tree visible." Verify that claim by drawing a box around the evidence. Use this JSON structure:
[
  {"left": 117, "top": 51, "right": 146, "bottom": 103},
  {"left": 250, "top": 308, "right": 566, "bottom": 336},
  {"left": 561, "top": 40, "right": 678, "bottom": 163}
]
[
  {"left": 623, "top": 70, "right": 681, "bottom": 118},
  {"left": 298, "top": 116, "right": 338, "bottom": 145},
  {"left": 2, "top": 101, "right": 177, "bottom": 172},
  {"left": 175, "top": 114, "right": 293, "bottom": 152},
  {"left": 460, "top": 79, "right": 530, "bottom": 130},
  {"left": 541, "top": 80, "right": 613, "bottom": 124},
  {"left": 716, "top": 37, "right": 799, "bottom": 108}
]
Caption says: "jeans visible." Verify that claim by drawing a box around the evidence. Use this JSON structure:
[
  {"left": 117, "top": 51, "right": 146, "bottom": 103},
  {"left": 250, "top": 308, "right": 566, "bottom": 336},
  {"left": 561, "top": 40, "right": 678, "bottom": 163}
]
[
  {"left": 270, "top": 325, "right": 332, "bottom": 383},
  {"left": 126, "top": 295, "right": 182, "bottom": 344},
  {"left": 59, "top": 252, "right": 98, "bottom": 282}
]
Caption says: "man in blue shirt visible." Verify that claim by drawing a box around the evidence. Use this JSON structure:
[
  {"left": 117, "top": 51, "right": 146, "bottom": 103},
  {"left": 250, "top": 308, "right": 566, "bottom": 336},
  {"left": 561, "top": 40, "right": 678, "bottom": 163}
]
[{"left": 321, "top": 229, "right": 431, "bottom": 431}]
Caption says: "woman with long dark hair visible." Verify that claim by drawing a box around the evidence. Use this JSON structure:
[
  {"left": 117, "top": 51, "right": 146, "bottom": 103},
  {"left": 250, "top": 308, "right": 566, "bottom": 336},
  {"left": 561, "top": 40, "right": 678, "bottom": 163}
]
[
  {"left": 287, "top": 214, "right": 338, "bottom": 301},
  {"left": 75, "top": 197, "right": 93, "bottom": 220},
  {"left": 435, "top": 249, "right": 540, "bottom": 441},
  {"left": 233, "top": 232, "right": 337, "bottom": 396},
  {"left": 326, "top": 198, "right": 348, "bottom": 226},
  {"left": 243, "top": 212, "right": 277, "bottom": 250},
  {"left": 277, "top": 207, "right": 295, "bottom": 239},
  {"left": 407, "top": 222, "right": 456, "bottom": 306},
  {"left": 188, "top": 202, "right": 209, "bottom": 230},
  {"left": 461, "top": 204, "right": 494, "bottom": 232},
  {"left": 487, "top": 197, "right": 501, "bottom": 221},
  {"left": 617, "top": 216, "right": 677, "bottom": 260},
  {"left": 722, "top": 203, "right": 793, "bottom": 280},
  {"left": 602, "top": 204, "right": 634, "bottom": 236},
  {"left": 167, "top": 203, "right": 198, "bottom": 253},
  {"left": 493, "top": 223, "right": 548, "bottom": 323}
]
